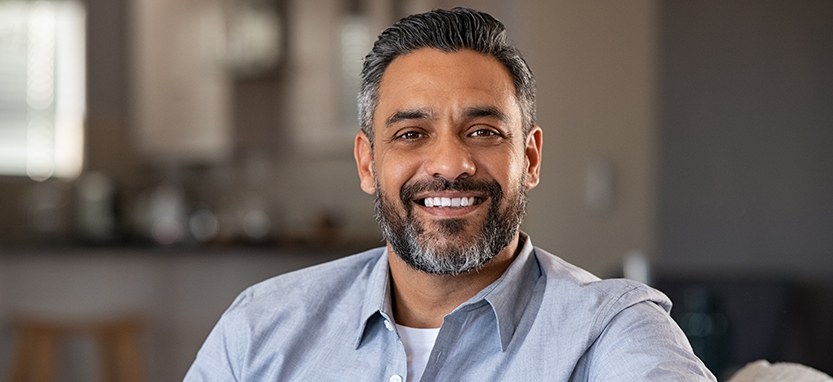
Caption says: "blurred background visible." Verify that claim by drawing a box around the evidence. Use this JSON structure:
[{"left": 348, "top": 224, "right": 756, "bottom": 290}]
[{"left": 0, "top": 0, "right": 831, "bottom": 380}]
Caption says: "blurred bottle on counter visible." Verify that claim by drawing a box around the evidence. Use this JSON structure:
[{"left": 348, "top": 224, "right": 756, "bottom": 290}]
[
  {"left": 75, "top": 171, "right": 119, "bottom": 244},
  {"left": 140, "top": 169, "right": 188, "bottom": 246},
  {"left": 233, "top": 152, "right": 276, "bottom": 244},
  {"left": 27, "top": 179, "right": 71, "bottom": 243},
  {"left": 188, "top": 204, "right": 220, "bottom": 244}
]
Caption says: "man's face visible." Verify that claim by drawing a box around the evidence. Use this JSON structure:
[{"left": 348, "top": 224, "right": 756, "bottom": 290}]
[{"left": 355, "top": 48, "right": 542, "bottom": 275}]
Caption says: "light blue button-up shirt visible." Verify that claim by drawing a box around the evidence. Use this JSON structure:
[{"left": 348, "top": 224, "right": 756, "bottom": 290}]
[{"left": 185, "top": 235, "right": 715, "bottom": 381}]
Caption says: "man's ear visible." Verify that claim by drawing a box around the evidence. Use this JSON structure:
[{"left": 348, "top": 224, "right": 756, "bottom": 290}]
[
  {"left": 354, "top": 131, "right": 376, "bottom": 195},
  {"left": 524, "top": 126, "right": 543, "bottom": 189}
]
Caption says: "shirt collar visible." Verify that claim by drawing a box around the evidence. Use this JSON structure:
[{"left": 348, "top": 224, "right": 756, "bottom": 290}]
[
  {"left": 354, "top": 234, "right": 541, "bottom": 351},
  {"left": 454, "top": 233, "right": 540, "bottom": 351},
  {"left": 354, "top": 248, "right": 393, "bottom": 349}
]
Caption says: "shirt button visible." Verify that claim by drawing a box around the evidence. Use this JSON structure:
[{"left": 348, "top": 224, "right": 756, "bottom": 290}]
[
  {"left": 384, "top": 320, "right": 394, "bottom": 332},
  {"left": 389, "top": 375, "right": 403, "bottom": 382}
]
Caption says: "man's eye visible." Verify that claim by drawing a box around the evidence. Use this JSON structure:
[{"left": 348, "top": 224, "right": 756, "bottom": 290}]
[
  {"left": 396, "top": 131, "right": 425, "bottom": 140},
  {"left": 469, "top": 129, "right": 501, "bottom": 138}
]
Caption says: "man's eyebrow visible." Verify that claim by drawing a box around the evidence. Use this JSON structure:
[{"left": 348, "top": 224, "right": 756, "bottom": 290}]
[
  {"left": 463, "top": 106, "right": 509, "bottom": 122},
  {"left": 384, "top": 108, "right": 433, "bottom": 128}
]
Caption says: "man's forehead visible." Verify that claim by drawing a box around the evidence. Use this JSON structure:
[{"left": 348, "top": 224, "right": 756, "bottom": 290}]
[
  {"left": 374, "top": 49, "right": 520, "bottom": 124},
  {"left": 383, "top": 105, "right": 511, "bottom": 129}
]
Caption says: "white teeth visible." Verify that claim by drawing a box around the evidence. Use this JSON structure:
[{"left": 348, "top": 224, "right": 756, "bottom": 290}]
[{"left": 422, "top": 197, "right": 476, "bottom": 208}]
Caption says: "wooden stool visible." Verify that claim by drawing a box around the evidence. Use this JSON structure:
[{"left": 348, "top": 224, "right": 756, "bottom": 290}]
[{"left": 8, "top": 316, "right": 147, "bottom": 382}]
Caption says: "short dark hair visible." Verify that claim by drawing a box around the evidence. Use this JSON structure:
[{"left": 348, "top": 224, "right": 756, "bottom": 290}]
[{"left": 358, "top": 7, "right": 536, "bottom": 145}]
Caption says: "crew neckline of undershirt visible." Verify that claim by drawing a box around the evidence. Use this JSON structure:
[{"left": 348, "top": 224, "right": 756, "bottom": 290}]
[{"left": 396, "top": 324, "right": 441, "bottom": 382}]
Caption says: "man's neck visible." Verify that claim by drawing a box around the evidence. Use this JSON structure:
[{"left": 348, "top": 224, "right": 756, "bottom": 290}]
[{"left": 387, "top": 235, "right": 520, "bottom": 328}]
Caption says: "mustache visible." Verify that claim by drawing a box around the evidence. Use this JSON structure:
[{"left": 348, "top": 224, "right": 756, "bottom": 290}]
[{"left": 400, "top": 178, "right": 502, "bottom": 205}]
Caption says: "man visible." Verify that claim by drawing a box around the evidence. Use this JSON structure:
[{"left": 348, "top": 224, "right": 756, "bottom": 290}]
[{"left": 186, "top": 7, "right": 715, "bottom": 381}]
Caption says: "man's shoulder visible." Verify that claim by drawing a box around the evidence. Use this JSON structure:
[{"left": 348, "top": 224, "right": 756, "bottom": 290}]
[
  {"left": 528, "top": 247, "right": 714, "bottom": 381},
  {"left": 532, "top": 246, "right": 672, "bottom": 314},
  {"left": 228, "top": 247, "right": 385, "bottom": 314}
]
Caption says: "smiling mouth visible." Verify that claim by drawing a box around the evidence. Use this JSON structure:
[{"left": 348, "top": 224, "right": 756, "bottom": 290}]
[{"left": 416, "top": 196, "right": 485, "bottom": 208}]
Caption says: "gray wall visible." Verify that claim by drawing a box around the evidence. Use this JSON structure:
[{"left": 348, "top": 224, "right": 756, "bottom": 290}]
[
  {"left": 658, "top": 0, "right": 833, "bottom": 373},
  {"left": 658, "top": 0, "right": 833, "bottom": 279}
]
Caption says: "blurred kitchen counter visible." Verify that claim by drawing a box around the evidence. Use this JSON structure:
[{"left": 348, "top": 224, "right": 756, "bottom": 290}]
[{"left": 0, "top": 244, "right": 364, "bottom": 380}]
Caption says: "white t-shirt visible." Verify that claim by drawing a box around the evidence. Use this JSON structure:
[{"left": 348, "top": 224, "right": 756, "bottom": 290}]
[{"left": 396, "top": 324, "right": 441, "bottom": 382}]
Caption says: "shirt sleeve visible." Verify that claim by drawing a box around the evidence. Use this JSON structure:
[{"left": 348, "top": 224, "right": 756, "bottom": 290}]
[{"left": 580, "top": 299, "right": 717, "bottom": 381}]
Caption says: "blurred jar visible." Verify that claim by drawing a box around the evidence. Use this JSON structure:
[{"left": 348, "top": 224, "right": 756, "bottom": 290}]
[
  {"left": 142, "top": 174, "right": 187, "bottom": 246},
  {"left": 75, "top": 171, "right": 118, "bottom": 244}
]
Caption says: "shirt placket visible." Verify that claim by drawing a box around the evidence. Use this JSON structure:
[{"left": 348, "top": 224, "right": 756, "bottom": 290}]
[
  {"left": 417, "top": 305, "right": 484, "bottom": 381},
  {"left": 379, "top": 311, "right": 408, "bottom": 382}
]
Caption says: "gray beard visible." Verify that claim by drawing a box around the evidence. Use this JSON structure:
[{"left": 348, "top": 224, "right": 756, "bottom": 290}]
[{"left": 373, "top": 176, "right": 527, "bottom": 275}]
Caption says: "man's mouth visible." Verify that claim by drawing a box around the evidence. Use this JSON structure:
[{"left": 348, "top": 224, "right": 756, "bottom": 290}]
[{"left": 416, "top": 196, "right": 485, "bottom": 208}]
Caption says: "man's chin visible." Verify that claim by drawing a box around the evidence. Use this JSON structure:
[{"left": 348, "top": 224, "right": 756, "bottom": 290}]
[
  {"left": 417, "top": 230, "right": 482, "bottom": 253},
  {"left": 419, "top": 217, "right": 484, "bottom": 240}
]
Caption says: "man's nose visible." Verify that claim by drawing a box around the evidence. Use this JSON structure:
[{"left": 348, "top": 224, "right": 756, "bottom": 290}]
[{"left": 424, "top": 135, "right": 476, "bottom": 179}]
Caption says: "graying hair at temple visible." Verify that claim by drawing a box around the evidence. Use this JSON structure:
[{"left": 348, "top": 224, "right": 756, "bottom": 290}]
[{"left": 357, "top": 7, "right": 537, "bottom": 146}]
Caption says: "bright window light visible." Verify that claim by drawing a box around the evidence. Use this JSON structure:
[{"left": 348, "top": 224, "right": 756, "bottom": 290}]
[{"left": 0, "top": 1, "right": 85, "bottom": 180}]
